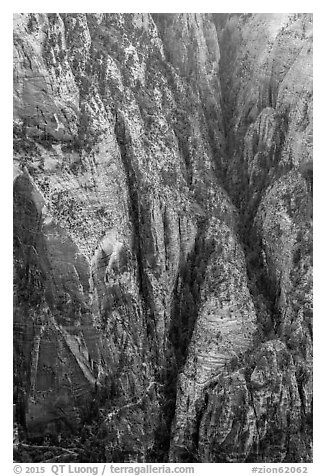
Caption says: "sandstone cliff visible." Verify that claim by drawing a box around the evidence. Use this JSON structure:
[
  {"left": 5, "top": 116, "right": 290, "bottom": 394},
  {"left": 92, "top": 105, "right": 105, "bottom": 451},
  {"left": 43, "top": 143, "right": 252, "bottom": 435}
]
[{"left": 13, "top": 13, "right": 312, "bottom": 463}]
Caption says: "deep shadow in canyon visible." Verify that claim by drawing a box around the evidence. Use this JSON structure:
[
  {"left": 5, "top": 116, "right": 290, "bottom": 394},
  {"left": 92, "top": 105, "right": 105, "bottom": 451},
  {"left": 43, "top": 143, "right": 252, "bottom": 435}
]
[{"left": 13, "top": 13, "right": 312, "bottom": 463}]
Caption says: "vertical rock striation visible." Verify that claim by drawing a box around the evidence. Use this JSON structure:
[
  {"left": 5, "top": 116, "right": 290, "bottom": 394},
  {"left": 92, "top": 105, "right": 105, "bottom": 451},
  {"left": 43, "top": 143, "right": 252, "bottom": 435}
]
[{"left": 13, "top": 13, "right": 312, "bottom": 463}]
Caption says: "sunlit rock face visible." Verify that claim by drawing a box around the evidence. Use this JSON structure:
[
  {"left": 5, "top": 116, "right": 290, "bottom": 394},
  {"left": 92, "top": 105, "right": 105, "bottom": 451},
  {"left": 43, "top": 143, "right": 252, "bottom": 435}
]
[{"left": 13, "top": 13, "right": 312, "bottom": 463}]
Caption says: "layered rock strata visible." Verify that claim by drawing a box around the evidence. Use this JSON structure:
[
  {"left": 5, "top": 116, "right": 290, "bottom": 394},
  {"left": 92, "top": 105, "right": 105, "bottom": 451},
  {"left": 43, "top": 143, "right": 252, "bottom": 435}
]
[{"left": 13, "top": 13, "right": 312, "bottom": 463}]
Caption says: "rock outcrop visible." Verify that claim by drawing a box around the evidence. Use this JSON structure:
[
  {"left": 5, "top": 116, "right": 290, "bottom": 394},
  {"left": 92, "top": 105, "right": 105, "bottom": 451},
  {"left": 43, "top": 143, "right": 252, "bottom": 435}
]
[{"left": 13, "top": 13, "right": 312, "bottom": 463}]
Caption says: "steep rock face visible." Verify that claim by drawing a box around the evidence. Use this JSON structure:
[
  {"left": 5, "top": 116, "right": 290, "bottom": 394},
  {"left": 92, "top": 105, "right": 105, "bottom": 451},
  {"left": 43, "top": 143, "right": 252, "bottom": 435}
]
[
  {"left": 197, "top": 340, "right": 305, "bottom": 462},
  {"left": 13, "top": 169, "right": 100, "bottom": 435},
  {"left": 169, "top": 216, "right": 258, "bottom": 461},
  {"left": 169, "top": 13, "right": 312, "bottom": 463},
  {"left": 196, "top": 13, "right": 312, "bottom": 462},
  {"left": 13, "top": 12, "right": 232, "bottom": 461},
  {"left": 13, "top": 13, "right": 312, "bottom": 463}
]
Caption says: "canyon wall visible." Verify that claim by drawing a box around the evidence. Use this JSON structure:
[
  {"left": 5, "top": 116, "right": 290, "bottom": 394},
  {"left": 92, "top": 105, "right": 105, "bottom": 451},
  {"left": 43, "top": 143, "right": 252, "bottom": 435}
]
[{"left": 13, "top": 13, "right": 312, "bottom": 463}]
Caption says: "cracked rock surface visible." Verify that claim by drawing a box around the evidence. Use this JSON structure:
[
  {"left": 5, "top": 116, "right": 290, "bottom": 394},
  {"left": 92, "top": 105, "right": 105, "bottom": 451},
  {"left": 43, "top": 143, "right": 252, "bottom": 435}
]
[{"left": 13, "top": 13, "right": 312, "bottom": 463}]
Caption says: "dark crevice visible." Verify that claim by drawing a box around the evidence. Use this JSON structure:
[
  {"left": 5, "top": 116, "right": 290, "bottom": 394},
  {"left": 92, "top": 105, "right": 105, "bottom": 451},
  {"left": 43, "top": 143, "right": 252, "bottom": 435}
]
[
  {"left": 14, "top": 13, "right": 312, "bottom": 463},
  {"left": 169, "top": 226, "right": 216, "bottom": 368},
  {"left": 206, "top": 23, "right": 295, "bottom": 343},
  {"left": 113, "top": 112, "right": 158, "bottom": 353},
  {"left": 148, "top": 222, "right": 215, "bottom": 460}
]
